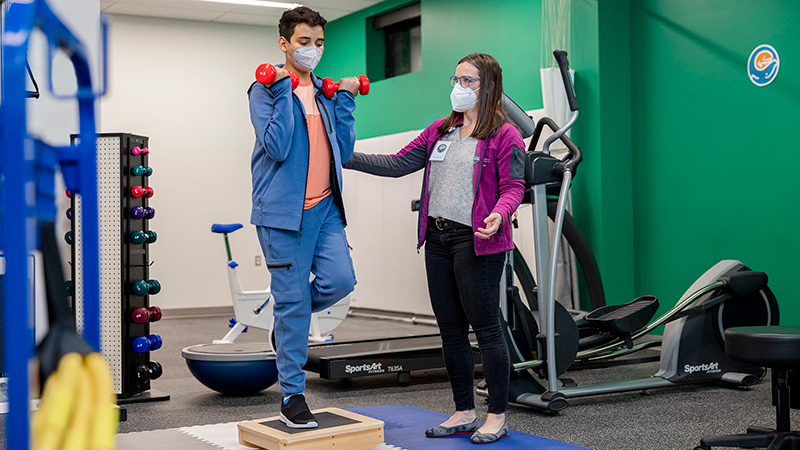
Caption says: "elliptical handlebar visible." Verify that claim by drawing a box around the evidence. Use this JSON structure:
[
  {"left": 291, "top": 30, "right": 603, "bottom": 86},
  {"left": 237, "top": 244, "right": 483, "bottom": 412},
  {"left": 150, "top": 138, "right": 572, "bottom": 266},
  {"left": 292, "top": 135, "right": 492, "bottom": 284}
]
[
  {"left": 553, "top": 50, "right": 578, "bottom": 112},
  {"left": 528, "top": 117, "right": 583, "bottom": 175},
  {"left": 528, "top": 51, "right": 583, "bottom": 176}
]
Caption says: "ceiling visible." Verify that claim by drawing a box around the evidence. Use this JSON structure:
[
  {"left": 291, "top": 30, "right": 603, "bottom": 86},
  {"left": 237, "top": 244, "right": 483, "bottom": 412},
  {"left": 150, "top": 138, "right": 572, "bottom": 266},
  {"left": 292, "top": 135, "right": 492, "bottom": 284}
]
[{"left": 100, "top": 0, "right": 387, "bottom": 27}]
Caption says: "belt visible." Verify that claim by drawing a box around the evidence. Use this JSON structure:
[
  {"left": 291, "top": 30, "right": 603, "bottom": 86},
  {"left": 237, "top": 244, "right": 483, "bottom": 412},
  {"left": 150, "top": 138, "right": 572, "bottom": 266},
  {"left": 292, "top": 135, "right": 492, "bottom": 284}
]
[{"left": 430, "top": 216, "right": 471, "bottom": 232}]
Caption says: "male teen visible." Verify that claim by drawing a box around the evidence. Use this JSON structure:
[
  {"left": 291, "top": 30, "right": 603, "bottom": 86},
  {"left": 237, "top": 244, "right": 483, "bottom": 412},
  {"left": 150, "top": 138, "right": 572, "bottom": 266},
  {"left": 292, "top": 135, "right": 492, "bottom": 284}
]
[{"left": 248, "top": 6, "right": 360, "bottom": 428}]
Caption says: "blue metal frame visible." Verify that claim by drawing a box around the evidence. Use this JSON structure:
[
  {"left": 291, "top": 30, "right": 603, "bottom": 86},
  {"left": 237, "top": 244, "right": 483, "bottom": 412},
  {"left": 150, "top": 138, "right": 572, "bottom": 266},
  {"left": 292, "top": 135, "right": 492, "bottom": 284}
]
[{"left": 1, "top": 1, "right": 103, "bottom": 448}]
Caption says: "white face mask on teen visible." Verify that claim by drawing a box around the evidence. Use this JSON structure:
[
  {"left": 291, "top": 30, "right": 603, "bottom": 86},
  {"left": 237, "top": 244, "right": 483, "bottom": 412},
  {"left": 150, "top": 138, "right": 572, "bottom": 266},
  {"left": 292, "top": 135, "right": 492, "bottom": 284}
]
[
  {"left": 450, "top": 83, "right": 479, "bottom": 112},
  {"left": 286, "top": 41, "right": 323, "bottom": 72}
]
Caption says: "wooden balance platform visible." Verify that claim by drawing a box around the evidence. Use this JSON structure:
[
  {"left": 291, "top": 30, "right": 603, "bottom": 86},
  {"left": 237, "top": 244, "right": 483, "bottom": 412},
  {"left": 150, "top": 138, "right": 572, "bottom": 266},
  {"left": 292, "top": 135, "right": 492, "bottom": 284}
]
[{"left": 238, "top": 407, "right": 384, "bottom": 450}]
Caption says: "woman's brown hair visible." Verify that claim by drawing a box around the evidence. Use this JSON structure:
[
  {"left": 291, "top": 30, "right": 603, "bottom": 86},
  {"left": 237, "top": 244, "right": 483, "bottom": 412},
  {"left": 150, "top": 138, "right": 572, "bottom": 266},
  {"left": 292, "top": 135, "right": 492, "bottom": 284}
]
[{"left": 437, "top": 53, "right": 508, "bottom": 139}]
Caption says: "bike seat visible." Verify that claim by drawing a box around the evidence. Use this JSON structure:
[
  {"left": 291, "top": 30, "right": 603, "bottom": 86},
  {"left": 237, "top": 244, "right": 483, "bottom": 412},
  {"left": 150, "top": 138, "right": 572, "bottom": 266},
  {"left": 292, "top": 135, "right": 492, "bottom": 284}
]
[
  {"left": 586, "top": 295, "right": 659, "bottom": 336},
  {"left": 211, "top": 223, "right": 243, "bottom": 234}
]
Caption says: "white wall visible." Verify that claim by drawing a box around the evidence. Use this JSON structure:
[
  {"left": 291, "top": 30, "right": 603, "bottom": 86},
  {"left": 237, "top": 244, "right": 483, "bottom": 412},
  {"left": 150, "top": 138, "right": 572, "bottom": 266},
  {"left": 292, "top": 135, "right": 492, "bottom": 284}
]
[
  {"left": 343, "top": 109, "right": 551, "bottom": 316},
  {"left": 101, "top": 15, "right": 281, "bottom": 311},
  {"left": 342, "top": 131, "right": 430, "bottom": 315}
]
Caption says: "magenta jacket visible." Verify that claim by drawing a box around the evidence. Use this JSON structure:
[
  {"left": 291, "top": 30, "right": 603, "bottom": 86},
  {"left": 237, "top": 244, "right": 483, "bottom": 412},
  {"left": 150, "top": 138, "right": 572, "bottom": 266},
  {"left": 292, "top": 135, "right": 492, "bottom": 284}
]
[{"left": 344, "top": 118, "right": 525, "bottom": 255}]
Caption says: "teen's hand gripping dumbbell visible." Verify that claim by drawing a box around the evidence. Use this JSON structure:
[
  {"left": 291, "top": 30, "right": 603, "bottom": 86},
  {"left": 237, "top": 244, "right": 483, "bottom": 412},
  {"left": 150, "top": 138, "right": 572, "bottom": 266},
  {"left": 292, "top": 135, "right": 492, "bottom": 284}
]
[
  {"left": 255, "top": 63, "right": 299, "bottom": 90},
  {"left": 322, "top": 75, "right": 370, "bottom": 99}
]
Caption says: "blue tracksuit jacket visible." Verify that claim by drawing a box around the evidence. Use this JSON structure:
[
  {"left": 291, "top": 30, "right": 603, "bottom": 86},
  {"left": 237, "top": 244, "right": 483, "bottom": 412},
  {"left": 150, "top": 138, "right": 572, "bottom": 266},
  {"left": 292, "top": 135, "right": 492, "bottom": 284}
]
[{"left": 248, "top": 70, "right": 356, "bottom": 231}]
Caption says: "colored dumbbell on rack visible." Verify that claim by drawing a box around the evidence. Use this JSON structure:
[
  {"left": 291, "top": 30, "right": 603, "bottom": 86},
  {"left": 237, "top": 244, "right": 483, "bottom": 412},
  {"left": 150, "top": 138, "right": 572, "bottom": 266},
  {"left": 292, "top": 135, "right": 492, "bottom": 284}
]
[
  {"left": 65, "top": 188, "right": 72, "bottom": 198},
  {"left": 144, "top": 230, "right": 157, "bottom": 244},
  {"left": 131, "top": 165, "right": 153, "bottom": 177},
  {"left": 125, "top": 230, "right": 157, "bottom": 245},
  {"left": 255, "top": 63, "right": 299, "bottom": 90},
  {"left": 131, "top": 336, "right": 148, "bottom": 353},
  {"left": 322, "top": 74, "right": 370, "bottom": 99},
  {"left": 130, "top": 279, "right": 150, "bottom": 296},
  {"left": 130, "top": 206, "right": 145, "bottom": 220},
  {"left": 66, "top": 208, "right": 72, "bottom": 220},
  {"left": 132, "top": 306, "right": 162, "bottom": 324},
  {"left": 132, "top": 334, "right": 163, "bottom": 353},
  {"left": 147, "top": 279, "right": 161, "bottom": 295},
  {"left": 131, "top": 146, "right": 150, "bottom": 156},
  {"left": 130, "top": 279, "right": 160, "bottom": 296},
  {"left": 130, "top": 206, "right": 156, "bottom": 220},
  {"left": 132, "top": 361, "right": 162, "bottom": 383},
  {"left": 148, "top": 361, "right": 163, "bottom": 379},
  {"left": 64, "top": 231, "right": 73, "bottom": 245},
  {"left": 130, "top": 185, "right": 154, "bottom": 198},
  {"left": 149, "top": 305, "right": 163, "bottom": 321},
  {"left": 130, "top": 230, "right": 146, "bottom": 244}
]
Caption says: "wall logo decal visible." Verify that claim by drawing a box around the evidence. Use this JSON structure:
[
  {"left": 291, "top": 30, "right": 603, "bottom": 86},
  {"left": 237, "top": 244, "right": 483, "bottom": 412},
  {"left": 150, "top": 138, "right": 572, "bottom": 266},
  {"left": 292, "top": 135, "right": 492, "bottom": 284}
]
[{"left": 748, "top": 44, "right": 780, "bottom": 87}]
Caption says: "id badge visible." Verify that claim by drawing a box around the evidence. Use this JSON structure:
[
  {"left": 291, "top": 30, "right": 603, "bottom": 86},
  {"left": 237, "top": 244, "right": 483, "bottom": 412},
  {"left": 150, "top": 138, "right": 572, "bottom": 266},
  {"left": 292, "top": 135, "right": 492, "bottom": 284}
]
[{"left": 430, "top": 141, "right": 452, "bottom": 162}]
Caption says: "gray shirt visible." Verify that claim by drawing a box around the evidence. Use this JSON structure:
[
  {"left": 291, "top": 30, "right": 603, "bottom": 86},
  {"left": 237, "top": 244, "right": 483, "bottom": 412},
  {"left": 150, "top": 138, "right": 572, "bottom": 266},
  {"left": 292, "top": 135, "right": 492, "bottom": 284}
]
[{"left": 428, "top": 128, "right": 478, "bottom": 227}]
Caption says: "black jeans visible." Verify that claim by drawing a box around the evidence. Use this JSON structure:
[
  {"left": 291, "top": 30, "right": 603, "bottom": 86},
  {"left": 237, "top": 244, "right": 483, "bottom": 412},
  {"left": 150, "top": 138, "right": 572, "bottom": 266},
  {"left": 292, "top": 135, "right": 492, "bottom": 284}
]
[{"left": 424, "top": 217, "right": 509, "bottom": 415}]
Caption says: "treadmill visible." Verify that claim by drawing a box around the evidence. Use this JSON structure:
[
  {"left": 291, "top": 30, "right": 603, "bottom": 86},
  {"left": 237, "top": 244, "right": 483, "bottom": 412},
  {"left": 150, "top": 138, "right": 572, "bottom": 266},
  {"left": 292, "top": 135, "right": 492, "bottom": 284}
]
[
  {"left": 304, "top": 95, "right": 536, "bottom": 386},
  {"left": 305, "top": 333, "right": 477, "bottom": 385}
]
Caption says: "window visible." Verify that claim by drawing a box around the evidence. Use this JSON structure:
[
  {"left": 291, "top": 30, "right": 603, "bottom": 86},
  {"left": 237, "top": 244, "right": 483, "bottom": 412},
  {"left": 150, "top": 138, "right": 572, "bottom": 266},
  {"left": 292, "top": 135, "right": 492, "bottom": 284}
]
[{"left": 367, "top": 3, "right": 421, "bottom": 81}]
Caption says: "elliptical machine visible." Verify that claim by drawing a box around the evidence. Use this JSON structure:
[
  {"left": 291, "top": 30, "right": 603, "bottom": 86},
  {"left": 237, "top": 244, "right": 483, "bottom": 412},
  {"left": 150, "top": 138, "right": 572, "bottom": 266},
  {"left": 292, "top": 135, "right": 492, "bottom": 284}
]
[{"left": 477, "top": 51, "right": 779, "bottom": 412}]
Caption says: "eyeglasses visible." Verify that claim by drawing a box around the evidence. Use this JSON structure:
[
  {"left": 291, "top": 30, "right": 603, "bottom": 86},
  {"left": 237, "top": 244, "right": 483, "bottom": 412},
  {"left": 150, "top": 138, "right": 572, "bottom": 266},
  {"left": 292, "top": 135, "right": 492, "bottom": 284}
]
[{"left": 450, "top": 75, "right": 480, "bottom": 87}]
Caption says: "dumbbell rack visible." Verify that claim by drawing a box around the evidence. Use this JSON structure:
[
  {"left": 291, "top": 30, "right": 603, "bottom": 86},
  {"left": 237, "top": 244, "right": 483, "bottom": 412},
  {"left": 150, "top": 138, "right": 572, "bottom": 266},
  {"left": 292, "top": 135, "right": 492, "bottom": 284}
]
[{"left": 68, "top": 133, "right": 168, "bottom": 403}]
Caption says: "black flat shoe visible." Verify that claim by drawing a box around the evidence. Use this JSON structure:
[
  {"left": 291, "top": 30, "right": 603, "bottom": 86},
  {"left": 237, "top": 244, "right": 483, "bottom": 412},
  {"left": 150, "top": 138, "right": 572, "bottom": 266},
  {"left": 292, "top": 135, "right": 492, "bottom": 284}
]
[
  {"left": 425, "top": 418, "right": 479, "bottom": 437},
  {"left": 470, "top": 425, "right": 508, "bottom": 444}
]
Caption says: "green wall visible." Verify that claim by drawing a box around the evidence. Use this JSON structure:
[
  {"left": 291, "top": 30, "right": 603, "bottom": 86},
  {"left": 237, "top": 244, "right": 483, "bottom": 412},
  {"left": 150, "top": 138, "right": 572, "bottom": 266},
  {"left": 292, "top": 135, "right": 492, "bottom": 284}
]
[
  {"left": 321, "top": 0, "right": 799, "bottom": 325},
  {"left": 566, "top": 0, "right": 799, "bottom": 323},
  {"left": 316, "top": 0, "right": 543, "bottom": 139},
  {"left": 627, "top": 1, "right": 800, "bottom": 324},
  {"left": 568, "top": 0, "right": 636, "bottom": 310}
]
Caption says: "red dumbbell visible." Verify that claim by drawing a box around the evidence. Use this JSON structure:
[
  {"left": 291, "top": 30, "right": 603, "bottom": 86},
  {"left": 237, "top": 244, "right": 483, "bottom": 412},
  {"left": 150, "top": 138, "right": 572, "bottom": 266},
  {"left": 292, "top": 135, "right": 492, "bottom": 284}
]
[
  {"left": 131, "top": 306, "right": 162, "bottom": 324},
  {"left": 148, "top": 306, "right": 162, "bottom": 322},
  {"left": 132, "top": 307, "right": 149, "bottom": 324},
  {"left": 131, "top": 185, "right": 144, "bottom": 198},
  {"left": 143, "top": 186, "right": 154, "bottom": 198},
  {"left": 255, "top": 63, "right": 299, "bottom": 90},
  {"left": 322, "top": 75, "right": 369, "bottom": 99},
  {"left": 65, "top": 188, "right": 72, "bottom": 198}
]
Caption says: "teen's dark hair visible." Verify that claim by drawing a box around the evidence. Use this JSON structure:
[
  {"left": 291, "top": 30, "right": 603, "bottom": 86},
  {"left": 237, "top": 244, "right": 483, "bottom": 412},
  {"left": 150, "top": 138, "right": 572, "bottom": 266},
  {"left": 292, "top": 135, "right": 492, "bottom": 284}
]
[
  {"left": 438, "top": 53, "right": 508, "bottom": 140},
  {"left": 278, "top": 6, "right": 327, "bottom": 40}
]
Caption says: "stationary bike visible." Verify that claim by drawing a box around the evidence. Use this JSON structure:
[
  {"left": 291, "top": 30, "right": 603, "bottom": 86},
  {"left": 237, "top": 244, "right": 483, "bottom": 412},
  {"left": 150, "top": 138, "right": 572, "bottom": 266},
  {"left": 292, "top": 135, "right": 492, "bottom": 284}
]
[
  {"left": 210, "top": 223, "right": 350, "bottom": 344},
  {"left": 476, "top": 51, "right": 780, "bottom": 412}
]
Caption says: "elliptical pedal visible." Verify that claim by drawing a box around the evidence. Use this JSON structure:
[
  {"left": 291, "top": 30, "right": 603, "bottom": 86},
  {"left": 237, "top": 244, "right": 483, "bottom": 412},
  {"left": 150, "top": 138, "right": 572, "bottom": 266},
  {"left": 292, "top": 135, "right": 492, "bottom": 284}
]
[{"left": 586, "top": 295, "right": 659, "bottom": 335}]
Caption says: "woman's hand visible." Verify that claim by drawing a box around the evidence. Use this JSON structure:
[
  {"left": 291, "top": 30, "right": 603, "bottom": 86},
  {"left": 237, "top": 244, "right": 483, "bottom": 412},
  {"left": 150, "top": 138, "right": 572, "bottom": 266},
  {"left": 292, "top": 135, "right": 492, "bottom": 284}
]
[{"left": 475, "top": 212, "right": 502, "bottom": 239}]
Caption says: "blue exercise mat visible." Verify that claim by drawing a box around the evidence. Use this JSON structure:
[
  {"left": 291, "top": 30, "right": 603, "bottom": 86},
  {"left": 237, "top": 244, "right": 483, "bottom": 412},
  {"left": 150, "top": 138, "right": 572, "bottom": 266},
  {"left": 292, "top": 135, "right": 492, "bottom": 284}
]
[{"left": 348, "top": 405, "right": 590, "bottom": 450}]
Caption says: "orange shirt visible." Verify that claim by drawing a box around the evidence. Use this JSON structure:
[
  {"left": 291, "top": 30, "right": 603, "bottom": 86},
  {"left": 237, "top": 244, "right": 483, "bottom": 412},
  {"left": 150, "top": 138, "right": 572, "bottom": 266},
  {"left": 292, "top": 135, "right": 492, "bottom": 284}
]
[{"left": 295, "top": 81, "right": 332, "bottom": 210}]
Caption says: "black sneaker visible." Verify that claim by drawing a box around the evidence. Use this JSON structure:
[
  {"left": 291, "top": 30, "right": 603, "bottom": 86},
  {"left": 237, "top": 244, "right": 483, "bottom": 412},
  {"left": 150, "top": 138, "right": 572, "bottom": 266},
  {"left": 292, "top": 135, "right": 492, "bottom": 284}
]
[{"left": 279, "top": 394, "right": 318, "bottom": 428}]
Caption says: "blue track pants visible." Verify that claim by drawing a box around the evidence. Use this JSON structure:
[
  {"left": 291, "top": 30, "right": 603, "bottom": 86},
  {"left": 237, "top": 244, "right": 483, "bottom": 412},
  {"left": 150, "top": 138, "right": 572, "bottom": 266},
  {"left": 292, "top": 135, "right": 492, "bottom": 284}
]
[{"left": 256, "top": 196, "right": 356, "bottom": 396}]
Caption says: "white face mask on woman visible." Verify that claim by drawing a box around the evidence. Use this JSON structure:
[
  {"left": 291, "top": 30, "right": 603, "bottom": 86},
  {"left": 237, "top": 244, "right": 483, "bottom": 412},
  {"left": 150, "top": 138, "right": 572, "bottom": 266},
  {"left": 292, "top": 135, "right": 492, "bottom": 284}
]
[
  {"left": 450, "top": 83, "right": 479, "bottom": 112},
  {"left": 286, "top": 42, "right": 323, "bottom": 72}
]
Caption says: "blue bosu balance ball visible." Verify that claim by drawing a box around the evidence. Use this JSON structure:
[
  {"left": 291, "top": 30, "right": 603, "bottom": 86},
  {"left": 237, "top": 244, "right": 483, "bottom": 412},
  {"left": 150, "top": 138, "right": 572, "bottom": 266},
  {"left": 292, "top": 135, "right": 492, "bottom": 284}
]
[{"left": 182, "top": 342, "right": 278, "bottom": 395}]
